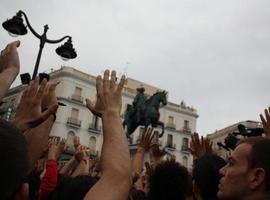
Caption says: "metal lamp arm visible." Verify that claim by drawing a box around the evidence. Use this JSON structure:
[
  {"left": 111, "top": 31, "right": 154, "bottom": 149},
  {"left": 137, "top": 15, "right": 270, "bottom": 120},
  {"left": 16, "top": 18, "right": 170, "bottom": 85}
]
[
  {"left": 19, "top": 10, "right": 41, "bottom": 39},
  {"left": 46, "top": 36, "right": 71, "bottom": 44}
]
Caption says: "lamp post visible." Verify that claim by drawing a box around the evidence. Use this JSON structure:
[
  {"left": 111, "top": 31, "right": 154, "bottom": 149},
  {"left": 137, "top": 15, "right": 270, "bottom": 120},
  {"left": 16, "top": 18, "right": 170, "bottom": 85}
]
[{"left": 2, "top": 10, "right": 77, "bottom": 83}]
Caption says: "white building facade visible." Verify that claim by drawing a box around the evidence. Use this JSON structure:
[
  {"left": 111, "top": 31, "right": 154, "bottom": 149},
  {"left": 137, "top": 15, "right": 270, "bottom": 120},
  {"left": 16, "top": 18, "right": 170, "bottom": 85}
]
[{"left": 0, "top": 66, "right": 198, "bottom": 170}]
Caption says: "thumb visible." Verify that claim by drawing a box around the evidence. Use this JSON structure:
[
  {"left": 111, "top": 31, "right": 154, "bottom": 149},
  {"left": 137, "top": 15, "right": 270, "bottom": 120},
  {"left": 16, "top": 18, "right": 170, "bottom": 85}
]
[
  {"left": 28, "top": 104, "right": 58, "bottom": 128},
  {"left": 40, "top": 104, "right": 58, "bottom": 122},
  {"left": 86, "top": 98, "right": 95, "bottom": 111},
  {"left": 86, "top": 98, "right": 101, "bottom": 117}
]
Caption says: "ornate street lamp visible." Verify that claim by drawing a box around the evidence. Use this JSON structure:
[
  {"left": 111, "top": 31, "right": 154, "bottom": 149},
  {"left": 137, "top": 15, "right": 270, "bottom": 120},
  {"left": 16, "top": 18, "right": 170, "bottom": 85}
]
[{"left": 2, "top": 10, "right": 77, "bottom": 83}]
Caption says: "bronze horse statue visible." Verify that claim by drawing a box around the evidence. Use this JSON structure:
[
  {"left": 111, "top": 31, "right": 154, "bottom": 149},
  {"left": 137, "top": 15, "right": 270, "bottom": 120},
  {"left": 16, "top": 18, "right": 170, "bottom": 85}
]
[{"left": 123, "top": 91, "right": 168, "bottom": 138}]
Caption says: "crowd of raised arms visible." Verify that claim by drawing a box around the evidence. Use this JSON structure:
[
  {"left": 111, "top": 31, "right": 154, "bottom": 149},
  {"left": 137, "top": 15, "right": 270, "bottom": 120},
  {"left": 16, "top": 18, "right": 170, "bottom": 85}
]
[{"left": 0, "top": 41, "right": 270, "bottom": 200}]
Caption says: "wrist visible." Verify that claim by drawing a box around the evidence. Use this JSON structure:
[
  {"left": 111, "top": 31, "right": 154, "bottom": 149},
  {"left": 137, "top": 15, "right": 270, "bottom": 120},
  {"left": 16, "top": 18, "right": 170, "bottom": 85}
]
[
  {"left": 102, "top": 111, "right": 120, "bottom": 122},
  {"left": 103, "top": 110, "right": 120, "bottom": 118},
  {"left": 42, "top": 108, "right": 56, "bottom": 122},
  {"left": 11, "top": 118, "right": 25, "bottom": 133},
  {"left": 3, "top": 67, "right": 19, "bottom": 78},
  {"left": 137, "top": 147, "right": 145, "bottom": 154}
]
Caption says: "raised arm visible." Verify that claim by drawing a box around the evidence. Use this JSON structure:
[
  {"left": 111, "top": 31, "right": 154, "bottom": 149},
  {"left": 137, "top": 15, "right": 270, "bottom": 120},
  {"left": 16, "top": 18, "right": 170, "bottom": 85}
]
[
  {"left": 0, "top": 41, "right": 20, "bottom": 102},
  {"left": 190, "top": 132, "right": 213, "bottom": 159},
  {"left": 133, "top": 128, "right": 155, "bottom": 175},
  {"left": 13, "top": 79, "right": 59, "bottom": 169},
  {"left": 84, "top": 70, "right": 131, "bottom": 200},
  {"left": 260, "top": 107, "right": 270, "bottom": 138}
]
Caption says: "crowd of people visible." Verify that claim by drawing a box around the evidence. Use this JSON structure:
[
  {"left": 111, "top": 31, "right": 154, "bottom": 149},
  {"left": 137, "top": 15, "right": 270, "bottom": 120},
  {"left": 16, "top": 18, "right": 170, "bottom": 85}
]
[{"left": 0, "top": 40, "right": 270, "bottom": 200}]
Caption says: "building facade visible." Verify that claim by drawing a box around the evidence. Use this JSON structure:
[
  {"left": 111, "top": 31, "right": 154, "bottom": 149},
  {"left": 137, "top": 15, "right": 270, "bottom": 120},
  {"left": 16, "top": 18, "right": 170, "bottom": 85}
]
[
  {"left": 0, "top": 66, "right": 198, "bottom": 170},
  {"left": 207, "top": 120, "right": 263, "bottom": 160}
]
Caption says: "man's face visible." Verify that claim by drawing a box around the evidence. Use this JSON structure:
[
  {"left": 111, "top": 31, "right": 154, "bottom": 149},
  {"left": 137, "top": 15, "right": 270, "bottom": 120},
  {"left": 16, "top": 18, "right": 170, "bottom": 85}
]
[{"left": 218, "top": 143, "right": 253, "bottom": 199}]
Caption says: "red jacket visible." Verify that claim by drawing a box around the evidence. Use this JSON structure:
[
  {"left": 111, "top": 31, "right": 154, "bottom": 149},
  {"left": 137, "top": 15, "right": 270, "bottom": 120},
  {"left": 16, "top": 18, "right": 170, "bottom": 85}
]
[{"left": 38, "top": 159, "right": 58, "bottom": 200}]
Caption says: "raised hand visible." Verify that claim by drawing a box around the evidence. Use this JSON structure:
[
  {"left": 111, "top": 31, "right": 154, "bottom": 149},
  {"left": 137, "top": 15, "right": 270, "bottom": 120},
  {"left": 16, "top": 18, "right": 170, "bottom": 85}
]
[
  {"left": 75, "top": 145, "right": 89, "bottom": 162},
  {"left": 42, "top": 80, "right": 60, "bottom": 109},
  {"left": 0, "top": 41, "right": 20, "bottom": 102},
  {"left": 12, "top": 77, "right": 58, "bottom": 132},
  {"left": 47, "top": 138, "right": 59, "bottom": 160},
  {"left": 0, "top": 41, "right": 20, "bottom": 77},
  {"left": 260, "top": 107, "right": 270, "bottom": 138},
  {"left": 190, "top": 132, "right": 213, "bottom": 159},
  {"left": 139, "top": 128, "right": 156, "bottom": 152},
  {"left": 85, "top": 70, "right": 126, "bottom": 117},
  {"left": 151, "top": 144, "right": 166, "bottom": 162}
]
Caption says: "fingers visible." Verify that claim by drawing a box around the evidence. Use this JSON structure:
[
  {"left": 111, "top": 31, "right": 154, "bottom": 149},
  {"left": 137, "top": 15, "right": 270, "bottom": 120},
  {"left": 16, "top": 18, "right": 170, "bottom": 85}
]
[
  {"left": 149, "top": 129, "right": 155, "bottom": 142},
  {"left": 116, "top": 75, "right": 126, "bottom": 94},
  {"left": 1, "top": 41, "right": 19, "bottom": 56},
  {"left": 110, "top": 70, "right": 117, "bottom": 89},
  {"left": 8, "top": 40, "right": 20, "bottom": 53},
  {"left": 86, "top": 98, "right": 101, "bottom": 117},
  {"left": 265, "top": 108, "right": 270, "bottom": 121},
  {"left": 96, "top": 75, "right": 103, "bottom": 98},
  {"left": 36, "top": 79, "right": 47, "bottom": 101},
  {"left": 39, "top": 104, "right": 58, "bottom": 123},
  {"left": 260, "top": 114, "right": 266, "bottom": 127},
  {"left": 103, "top": 69, "right": 110, "bottom": 93}
]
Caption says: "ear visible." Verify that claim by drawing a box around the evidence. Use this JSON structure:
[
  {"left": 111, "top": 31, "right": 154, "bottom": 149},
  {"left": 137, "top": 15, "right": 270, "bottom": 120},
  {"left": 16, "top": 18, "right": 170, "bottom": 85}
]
[
  {"left": 249, "top": 168, "right": 266, "bottom": 190},
  {"left": 15, "top": 183, "right": 29, "bottom": 200}
]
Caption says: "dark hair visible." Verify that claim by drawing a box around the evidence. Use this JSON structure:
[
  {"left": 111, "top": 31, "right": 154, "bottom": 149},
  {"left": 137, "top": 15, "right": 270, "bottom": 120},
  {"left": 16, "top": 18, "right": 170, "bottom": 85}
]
[
  {"left": 147, "top": 161, "right": 189, "bottom": 200},
  {"left": 193, "top": 154, "right": 226, "bottom": 200},
  {"left": 0, "top": 119, "right": 29, "bottom": 200},
  {"left": 129, "top": 188, "right": 146, "bottom": 200},
  {"left": 238, "top": 137, "right": 270, "bottom": 191},
  {"left": 49, "top": 175, "right": 99, "bottom": 200}
]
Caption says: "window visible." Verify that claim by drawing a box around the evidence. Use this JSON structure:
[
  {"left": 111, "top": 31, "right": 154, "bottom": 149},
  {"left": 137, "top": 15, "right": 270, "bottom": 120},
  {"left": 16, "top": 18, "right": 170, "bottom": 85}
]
[
  {"left": 66, "top": 131, "right": 75, "bottom": 146},
  {"left": 71, "top": 108, "right": 79, "bottom": 119},
  {"left": 184, "top": 120, "right": 190, "bottom": 130},
  {"left": 89, "top": 136, "right": 97, "bottom": 150},
  {"left": 92, "top": 115, "right": 99, "bottom": 129},
  {"left": 167, "top": 134, "right": 173, "bottom": 147},
  {"left": 168, "top": 116, "right": 174, "bottom": 124},
  {"left": 167, "top": 116, "right": 176, "bottom": 129},
  {"left": 182, "top": 156, "right": 188, "bottom": 168},
  {"left": 72, "top": 87, "right": 83, "bottom": 102},
  {"left": 182, "top": 137, "right": 189, "bottom": 151},
  {"left": 75, "top": 87, "right": 82, "bottom": 96}
]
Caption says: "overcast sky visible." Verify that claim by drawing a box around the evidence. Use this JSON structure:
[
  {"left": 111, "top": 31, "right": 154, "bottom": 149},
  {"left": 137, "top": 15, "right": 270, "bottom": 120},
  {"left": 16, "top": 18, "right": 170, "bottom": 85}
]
[{"left": 0, "top": 0, "right": 269, "bottom": 135}]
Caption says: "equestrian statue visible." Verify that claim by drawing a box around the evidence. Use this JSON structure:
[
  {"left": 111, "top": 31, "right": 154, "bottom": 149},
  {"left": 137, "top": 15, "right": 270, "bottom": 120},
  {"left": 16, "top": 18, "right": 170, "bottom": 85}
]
[{"left": 123, "top": 87, "right": 168, "bottom": 138}]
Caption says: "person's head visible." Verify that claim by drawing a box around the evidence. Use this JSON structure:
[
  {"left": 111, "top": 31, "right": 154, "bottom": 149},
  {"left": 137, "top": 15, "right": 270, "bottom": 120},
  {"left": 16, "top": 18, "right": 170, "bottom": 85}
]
[
  {"left": 193, "top": 154, "right": 226, "bottom": 200},
  {"left": 0, "top": 119, "right": 29, "bottom": 200},
  {"left": 49, "top": 175, "right": 99, "bottom": 200},
  {"left": 218, "top": 137, "right": 270, "bottom": 200},
  {"left": 147, "top": 160, "right": 189, "bottom": 200}
]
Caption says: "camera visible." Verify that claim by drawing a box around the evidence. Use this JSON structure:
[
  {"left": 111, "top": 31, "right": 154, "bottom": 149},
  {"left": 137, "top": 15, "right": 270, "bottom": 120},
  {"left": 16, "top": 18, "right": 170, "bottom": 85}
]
[{"left": 217, "top": 124, "right": 264, "bottom": 151}]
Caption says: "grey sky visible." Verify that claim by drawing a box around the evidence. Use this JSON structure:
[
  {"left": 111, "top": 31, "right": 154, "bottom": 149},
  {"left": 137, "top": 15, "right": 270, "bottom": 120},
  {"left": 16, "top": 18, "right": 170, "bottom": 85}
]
[{"left": 0, "top": 0, "right": 269, "bottom": 135}]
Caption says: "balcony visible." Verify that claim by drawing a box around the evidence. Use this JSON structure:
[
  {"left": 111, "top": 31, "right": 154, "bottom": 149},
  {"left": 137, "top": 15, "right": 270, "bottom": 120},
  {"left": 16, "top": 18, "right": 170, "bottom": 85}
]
[
  {"left": 165, "top": 143, "right": 176, "bottom": 150},
  {"left": 181, "top": 145, "right": 190, "bottom": 154},
  {"left": 182, "top": 126, "right": 191, "bottom": 133},
  {"left": 88, "top": 123, "right": 101, "bottom": 134},
  {"left": 166, "top": 123, "right": 176, "bottom": 130},
  {"left": 66, "top": 117, "right": 81, "bottom": 128},
  {"left": 71, "top": 94, "right": 84, "bottom": 103}
]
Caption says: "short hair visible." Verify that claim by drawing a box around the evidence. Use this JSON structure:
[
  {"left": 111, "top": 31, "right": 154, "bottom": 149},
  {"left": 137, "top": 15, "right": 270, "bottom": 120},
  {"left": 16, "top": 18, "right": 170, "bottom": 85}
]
[
  {"left": 147, "top": 161, "right": 189, "bottom": 200},
  {"left": 238, "top": 137, "right": 270, "bottom": 190},
  {"left": 129, "top": 188, "right": 146, "bottom": 200},
  {"left": 193, "top": 154, "right": 226, "bottom": 200},
  {"left": 0, "top": 119, "right": 29, "bottom": 200}
]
